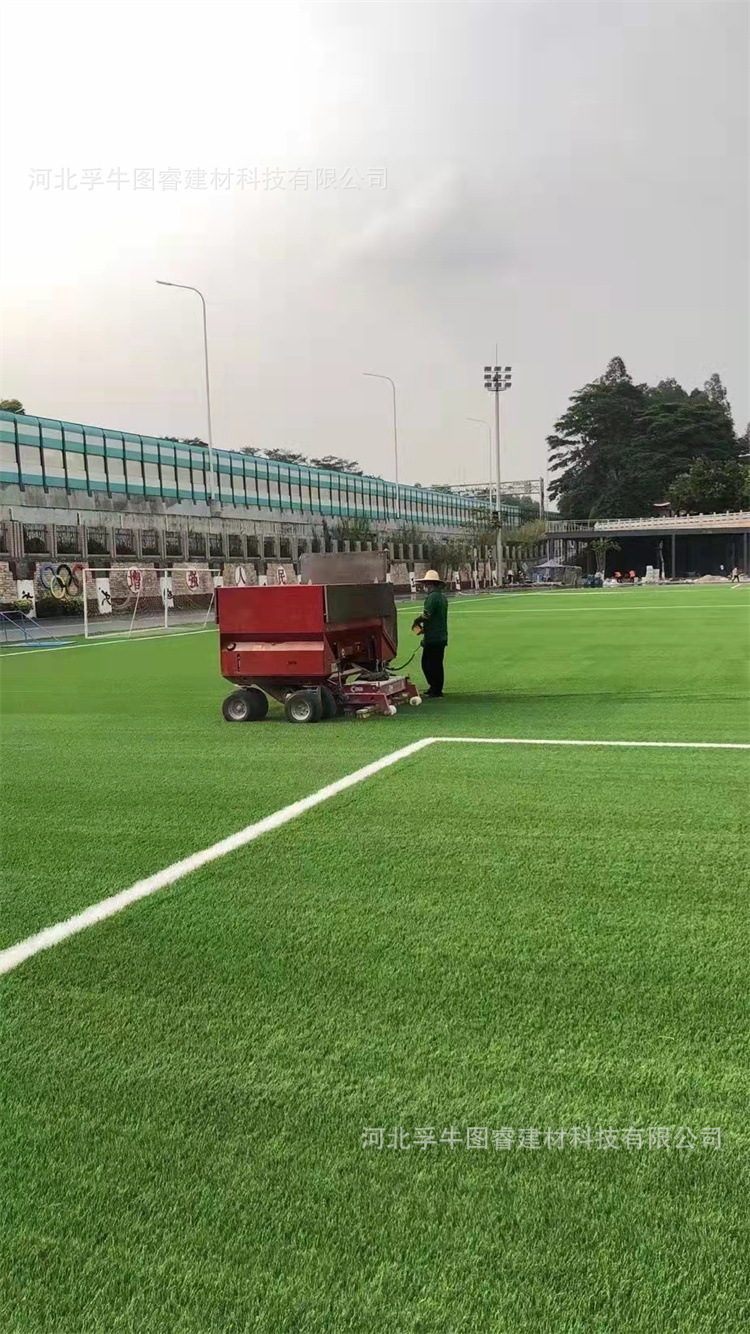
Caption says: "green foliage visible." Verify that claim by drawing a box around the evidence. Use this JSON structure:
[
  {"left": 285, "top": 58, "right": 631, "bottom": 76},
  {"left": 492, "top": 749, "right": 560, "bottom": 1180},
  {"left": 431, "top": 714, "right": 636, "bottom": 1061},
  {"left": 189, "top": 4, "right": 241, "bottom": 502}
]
[
  {"left": 425, "top": 535, "right": 473, "bottom": 578},
  {"left": 511, "top": 519, "right": 547, "bottom": 552},
  {"left": 576, "top": 538, "right": 621, "bottom": 575},
  {"left": 32, "top": 595, "right": 84, "bottom": 617},
  {"left": 668, "top": 459, "right": 750, "bottom": 514},
  {"left": 0, "top": 398, "right": 25, "bottom": 414},
  {"left": 329, "top": 516, "right": 378, "bottom": 545},
  {"left": 516, "top": 495, "right": 541, "bottom": 521},
  {"left": 309, "top": 455, "right": 363, "bottom": 475},
  {"left": 548, "top": 359, "right": 742, "bottom": 519},
  {"left": 392, "top": 523, "right": 425, "bottom": 549},
  {"left": 264, "top": 448, "right": 308, "bottom": 464}
]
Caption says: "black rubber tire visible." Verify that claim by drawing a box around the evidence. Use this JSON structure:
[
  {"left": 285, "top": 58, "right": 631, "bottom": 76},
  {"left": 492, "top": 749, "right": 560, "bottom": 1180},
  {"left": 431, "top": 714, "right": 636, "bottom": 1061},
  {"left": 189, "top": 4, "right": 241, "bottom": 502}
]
[
  {"left": 319, "top": 686, "right": 339, "bottom": 719},
  {"left": 222, "top": 689, "right": 268, "bottom": 722},
  {"left": 244, "top": 687, "right": 269, "bottom": 720},
  {"left": 284, "top": 689, "right": 323, "bottom": 724}
]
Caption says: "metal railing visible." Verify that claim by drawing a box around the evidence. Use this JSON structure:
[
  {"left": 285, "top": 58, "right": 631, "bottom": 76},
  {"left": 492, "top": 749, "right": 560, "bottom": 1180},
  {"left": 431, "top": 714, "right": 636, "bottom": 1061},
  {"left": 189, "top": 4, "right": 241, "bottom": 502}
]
[{"left": 545, "top": 512, "right": 750, "bottom": 534}]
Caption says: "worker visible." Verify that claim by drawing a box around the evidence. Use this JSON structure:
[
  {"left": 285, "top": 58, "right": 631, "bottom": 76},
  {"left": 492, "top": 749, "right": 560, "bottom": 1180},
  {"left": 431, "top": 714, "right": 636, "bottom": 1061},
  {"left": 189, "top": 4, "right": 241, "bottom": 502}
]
[{"left": 412, "top": 570, "right": 448, "bottom": 698}]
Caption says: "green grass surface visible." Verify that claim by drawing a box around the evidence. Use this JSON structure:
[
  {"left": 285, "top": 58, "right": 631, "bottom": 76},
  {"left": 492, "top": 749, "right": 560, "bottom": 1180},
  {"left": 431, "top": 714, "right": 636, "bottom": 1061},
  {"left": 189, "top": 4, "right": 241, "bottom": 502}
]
[{"left": 1, "top": 585, "right": 749, "bottom": 1332}]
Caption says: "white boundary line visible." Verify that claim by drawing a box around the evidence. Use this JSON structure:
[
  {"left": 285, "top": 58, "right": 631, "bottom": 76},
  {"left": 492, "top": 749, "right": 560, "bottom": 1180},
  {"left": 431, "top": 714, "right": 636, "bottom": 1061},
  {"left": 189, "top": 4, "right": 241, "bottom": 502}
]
[
  {"left": 0, "top": 739, "right": 433, "bottom": 975},
  {"left": 446, "top": 604, "right": 747, "bottom": 614},
  {"left": 2, "top": 732, "right": 748, "bottom": 976},
  {"left": 435, "top": 736, "right": 750, "bottom": 749},
  {"left": 0, "top": 626, "right": 215, "bottom": 659},
  {"left": 3, "top": 591, "right": 745, "bottom": 657}
]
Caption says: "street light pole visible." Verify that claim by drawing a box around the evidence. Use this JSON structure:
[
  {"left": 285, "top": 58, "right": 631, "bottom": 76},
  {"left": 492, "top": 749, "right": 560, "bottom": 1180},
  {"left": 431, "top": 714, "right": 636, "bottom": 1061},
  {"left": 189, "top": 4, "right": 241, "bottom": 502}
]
[
  {"left": 483, "top": 360, "right": 512, "bottom": 587},
  {"left": 467, "top": 417, "right": 494, "bottom": 512},
  {"left": 364, "top": 372, "right": 400, "bottom": 519},
  {"left": 156, "top": 280, "right": 217, "bottom": 503}
]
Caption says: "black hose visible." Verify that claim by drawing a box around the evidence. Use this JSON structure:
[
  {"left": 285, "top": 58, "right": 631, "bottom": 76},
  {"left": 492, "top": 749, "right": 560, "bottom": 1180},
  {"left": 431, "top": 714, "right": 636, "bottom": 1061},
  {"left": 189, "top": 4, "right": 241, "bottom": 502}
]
[{"left": 389, "top": 643, "right": 421, "bottom": 673}]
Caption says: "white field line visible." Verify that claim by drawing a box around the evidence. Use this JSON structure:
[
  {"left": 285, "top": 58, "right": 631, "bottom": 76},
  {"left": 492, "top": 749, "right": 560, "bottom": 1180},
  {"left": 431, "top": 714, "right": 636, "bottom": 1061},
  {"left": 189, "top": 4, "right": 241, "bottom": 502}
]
[
  {"left": 0, "top": 738, "right": 434, "bottom": 975},
  {"left": 0, "top": 626, "right": 215, "bottom": 660},
  {"left": 444, "top": 602, "right": 749, "bottom": 614},
  {"left": 434, "top": 736, "right": 750, "bottom": 750},
  {"left": 3, "top": 594, "right": 743, "bottom": 660},
  {"left": 2, "top": 733, "right": 748, "bottom": 977}
]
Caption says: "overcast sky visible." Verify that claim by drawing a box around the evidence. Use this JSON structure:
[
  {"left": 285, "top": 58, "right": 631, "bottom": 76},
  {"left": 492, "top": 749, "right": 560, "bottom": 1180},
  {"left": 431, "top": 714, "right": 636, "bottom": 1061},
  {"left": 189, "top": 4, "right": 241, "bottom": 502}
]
[{"left": 1, "top": 0, "right": 747, "bottom": 489}]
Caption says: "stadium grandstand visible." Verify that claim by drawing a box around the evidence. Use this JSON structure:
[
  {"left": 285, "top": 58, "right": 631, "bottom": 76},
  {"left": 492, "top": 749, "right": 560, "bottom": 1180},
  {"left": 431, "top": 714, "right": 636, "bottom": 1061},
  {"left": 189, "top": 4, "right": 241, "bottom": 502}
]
[{"left": 0, "top": 409, "right": 523, "bottom": 532}]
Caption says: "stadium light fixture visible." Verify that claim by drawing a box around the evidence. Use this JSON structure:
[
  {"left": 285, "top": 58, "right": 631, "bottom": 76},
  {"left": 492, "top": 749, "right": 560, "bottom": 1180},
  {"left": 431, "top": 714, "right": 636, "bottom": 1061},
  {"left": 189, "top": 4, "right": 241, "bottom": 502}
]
[
  {"left": 467, "top": 417, "right": 495, "bottom": 511},
  {"left": 363, "top": 372, "right": 400, "bottom": 518},
  {"left": 156, "top": 280, "right": 217, "bottom": 503},
  {"left": 483, "top": 360, "right": 513, "bottom": 586}
]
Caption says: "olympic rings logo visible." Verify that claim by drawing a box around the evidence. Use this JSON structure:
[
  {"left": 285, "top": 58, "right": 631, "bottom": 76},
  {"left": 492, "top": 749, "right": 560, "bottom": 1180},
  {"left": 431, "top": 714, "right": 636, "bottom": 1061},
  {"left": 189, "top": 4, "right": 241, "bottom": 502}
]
[{"left": 38, "top": 562, "right": 85, "bottom": 600}]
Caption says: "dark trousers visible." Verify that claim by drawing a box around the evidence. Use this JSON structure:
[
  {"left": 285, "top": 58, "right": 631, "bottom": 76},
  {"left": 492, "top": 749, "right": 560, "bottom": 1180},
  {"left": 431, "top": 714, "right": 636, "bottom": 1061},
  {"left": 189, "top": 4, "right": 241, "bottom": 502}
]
[{"left": 421, "top": 643, "right": 446, "bottom": 695}]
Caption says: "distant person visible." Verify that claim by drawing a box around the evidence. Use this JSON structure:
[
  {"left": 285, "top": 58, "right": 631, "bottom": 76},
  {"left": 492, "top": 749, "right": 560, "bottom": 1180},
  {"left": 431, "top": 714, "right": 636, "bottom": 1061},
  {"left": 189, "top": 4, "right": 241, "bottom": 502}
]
[
  {"left": 629, "top": 569, "right": 636, "bottom": 584},
  {"left": 412, "top": 570, "right": 448, "bottom": 698},
  {"left": 731, "top": 566, "right": 740, "bottom": 585}
]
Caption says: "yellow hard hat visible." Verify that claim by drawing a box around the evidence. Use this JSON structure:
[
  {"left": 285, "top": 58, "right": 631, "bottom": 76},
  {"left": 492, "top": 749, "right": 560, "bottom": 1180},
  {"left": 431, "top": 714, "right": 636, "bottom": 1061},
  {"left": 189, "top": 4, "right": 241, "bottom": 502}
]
[{"left": 420, "top": 569, "right": 442, "bottom": 582}]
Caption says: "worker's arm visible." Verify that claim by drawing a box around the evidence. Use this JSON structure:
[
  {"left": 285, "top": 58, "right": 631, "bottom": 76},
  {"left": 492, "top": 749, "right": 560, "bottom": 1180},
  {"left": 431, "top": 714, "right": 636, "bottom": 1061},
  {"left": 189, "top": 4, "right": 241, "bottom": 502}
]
[{"left": 412, "top": 593, "right": 434, "bottom": 633}]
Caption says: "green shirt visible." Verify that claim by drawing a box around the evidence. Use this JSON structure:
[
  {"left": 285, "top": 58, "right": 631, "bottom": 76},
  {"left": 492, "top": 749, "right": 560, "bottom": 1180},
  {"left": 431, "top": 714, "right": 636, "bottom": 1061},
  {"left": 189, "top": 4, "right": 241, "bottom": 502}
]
[{"left": 421, "top": 589, "right": 448, "bottom": 646}]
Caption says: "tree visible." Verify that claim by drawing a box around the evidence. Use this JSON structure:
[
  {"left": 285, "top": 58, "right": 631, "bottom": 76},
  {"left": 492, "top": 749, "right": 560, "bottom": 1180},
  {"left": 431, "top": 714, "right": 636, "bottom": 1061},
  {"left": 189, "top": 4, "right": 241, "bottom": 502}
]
[
  {"left": 509, "top": 519, "right": 547, "bottom": 559},
  {"left": 645, "top": 379, "right": 690, "bottom": 405},
  {"left": 392, "top": 523, "right": 425, "bottom": 549},
  {"left": 516, "top": 495, "right": 541, "bottom": 521},
  {"left": 668, "top": 459, "right": 750, "bottom": 514},
  {"left": 548, "top": 358, "right": 743, "bottom": 519},
  {"left": 0, "top": 398, "right": 25, "bottom": 413},
  {"left": 547, "top": 357, "right": 649, "bottom": 518},
  {"left": 426, "top": 535, "right": 473, "bottom": 581},
  {"left": 590, "top": 538, "right": 620, "bottom": 575},
  {"left": 264, "top": 448, "right": 309, "bottom": 465},
  {"left": 703, "top": 372, "right": 732, "bottom": 418},
  {"left": 308, "top": 455, "right": 363, "bottom": 474},
  {"left": 330, "top": 516, "right": 378, "bottom": 545}
]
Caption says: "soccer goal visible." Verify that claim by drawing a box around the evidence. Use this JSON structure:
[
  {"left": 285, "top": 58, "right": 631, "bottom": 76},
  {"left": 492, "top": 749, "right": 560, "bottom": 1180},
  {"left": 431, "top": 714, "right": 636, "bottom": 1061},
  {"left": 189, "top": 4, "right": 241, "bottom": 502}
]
[{"left": 82, "top": 567, "right": 219, "bottom": 638}]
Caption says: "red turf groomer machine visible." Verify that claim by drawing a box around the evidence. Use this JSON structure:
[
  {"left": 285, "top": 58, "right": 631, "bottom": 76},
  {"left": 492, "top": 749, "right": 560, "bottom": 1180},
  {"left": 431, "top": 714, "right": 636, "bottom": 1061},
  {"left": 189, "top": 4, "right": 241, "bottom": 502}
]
[{"left": 217, "top": 582, "right": 422, "bottom": 723}]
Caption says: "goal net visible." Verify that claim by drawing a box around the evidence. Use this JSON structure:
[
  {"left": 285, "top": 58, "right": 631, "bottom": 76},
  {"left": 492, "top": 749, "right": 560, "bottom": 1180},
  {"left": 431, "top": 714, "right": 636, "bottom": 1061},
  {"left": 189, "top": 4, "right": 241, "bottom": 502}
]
[{"left": 82, "top": 567, "right": 218, "bottom": 638}]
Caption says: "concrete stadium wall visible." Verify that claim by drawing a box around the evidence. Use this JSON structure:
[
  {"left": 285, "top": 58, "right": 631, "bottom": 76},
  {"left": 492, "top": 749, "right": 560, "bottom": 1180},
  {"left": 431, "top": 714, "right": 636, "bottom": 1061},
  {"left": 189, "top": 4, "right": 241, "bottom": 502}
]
[{"left": 0, "top": 483, "right": 469, "bottom": 574}]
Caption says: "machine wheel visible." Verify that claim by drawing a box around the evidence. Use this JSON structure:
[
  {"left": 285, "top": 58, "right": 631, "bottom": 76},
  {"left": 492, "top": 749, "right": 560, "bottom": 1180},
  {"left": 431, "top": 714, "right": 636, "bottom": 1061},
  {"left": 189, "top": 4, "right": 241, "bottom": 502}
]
[
  {"left": 222, "top": 688, "right": 268, "bottom": 722},
  {"left": 244, "top": 687, "right": 269, "bottom": 720},
  {"left": 284, "top": 689, "right": 323, "bottom": 724},
  {"left": 319, "top": 686, "right": 339, "bottom": 719}
]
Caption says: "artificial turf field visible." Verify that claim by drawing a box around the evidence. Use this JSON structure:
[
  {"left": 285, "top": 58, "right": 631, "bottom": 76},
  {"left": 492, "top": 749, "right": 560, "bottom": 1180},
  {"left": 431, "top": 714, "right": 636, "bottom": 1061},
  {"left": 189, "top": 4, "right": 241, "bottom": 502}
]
[{"left": 1, "top": 585, "right": 749, "bottom": 1334}]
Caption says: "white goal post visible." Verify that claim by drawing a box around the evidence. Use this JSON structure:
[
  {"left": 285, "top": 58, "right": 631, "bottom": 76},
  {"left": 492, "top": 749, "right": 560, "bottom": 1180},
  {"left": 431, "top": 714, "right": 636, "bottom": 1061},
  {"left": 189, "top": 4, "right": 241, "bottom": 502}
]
[{"left": 82, "top": 567, "right": 219, "bottom": 638}]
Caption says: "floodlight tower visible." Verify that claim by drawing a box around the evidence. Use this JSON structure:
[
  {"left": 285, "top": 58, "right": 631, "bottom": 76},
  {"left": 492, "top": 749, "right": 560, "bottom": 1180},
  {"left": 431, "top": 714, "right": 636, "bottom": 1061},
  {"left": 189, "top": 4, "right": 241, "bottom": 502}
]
[
  {"left": 483, "top": 361, "right": 512, "bottom": 585},
  {"left": 363, "top": 372, "right": 400, "bottom": 519},
  {"left": 156, "top": 280, "right": 217, "bottom": 504}
]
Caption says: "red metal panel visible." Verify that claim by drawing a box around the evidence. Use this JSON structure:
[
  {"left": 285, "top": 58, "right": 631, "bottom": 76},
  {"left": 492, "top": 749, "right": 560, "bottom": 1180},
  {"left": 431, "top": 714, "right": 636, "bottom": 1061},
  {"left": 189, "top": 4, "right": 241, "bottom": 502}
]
[
  {"left": 217, "top": 585, "right": 325, "bottom": 636},
  {"left": 221, "top": 641, "right": 330, "bottom": 682}
]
